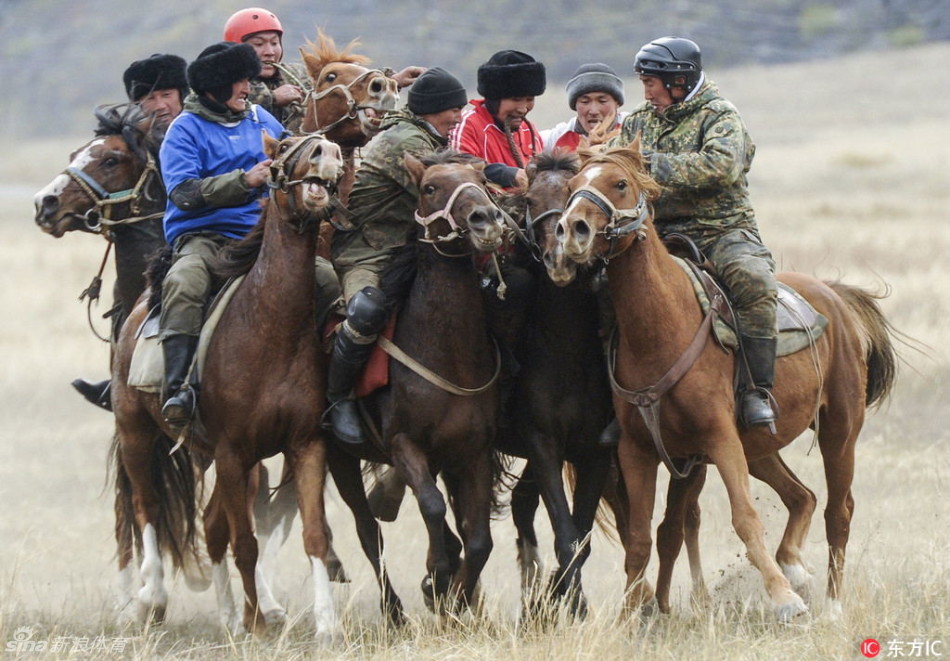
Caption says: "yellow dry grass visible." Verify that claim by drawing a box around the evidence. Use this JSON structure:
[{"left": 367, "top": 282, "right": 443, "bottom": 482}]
[{"left": 1, "top": 43, "right": 948, "bottom": 660}]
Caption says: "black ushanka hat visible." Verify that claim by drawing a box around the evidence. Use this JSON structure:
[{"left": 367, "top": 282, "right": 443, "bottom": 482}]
[
  {"left": 123, "top": 53, "right": 188, "bottom": 102},
  {"left": 476, "top": 50, "right": 546, "bottom": 100},
  {"left": 187, "top": 42, "right": 261, "bottom": 103}
]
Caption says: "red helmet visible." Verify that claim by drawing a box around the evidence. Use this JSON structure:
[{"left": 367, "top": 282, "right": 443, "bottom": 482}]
[{"left": 223, "top": 8, "right": 283, "bottom": 43}]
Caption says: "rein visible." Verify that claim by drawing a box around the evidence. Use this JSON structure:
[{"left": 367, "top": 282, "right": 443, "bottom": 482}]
[{"left": 305, "top": 68, "right": 396, "bottom": 136}]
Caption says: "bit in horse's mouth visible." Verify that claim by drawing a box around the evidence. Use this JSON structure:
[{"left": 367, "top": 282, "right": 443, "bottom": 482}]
[{"left": 302, "top": 178, "right": 336, "bottom": 206}]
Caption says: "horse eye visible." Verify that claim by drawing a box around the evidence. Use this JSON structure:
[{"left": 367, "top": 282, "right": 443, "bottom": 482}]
[
  {"left": 423, "top": 184, "right": 436, "bottom": 195},
  {"left": 103, "top": 157, "right": 119, "bottom": 167},
  {"left": 616, "top": 180, "right": 628, "bottom": 191},
  {"left": 324, "top": 72, "right": 337, "bottom": 83}
]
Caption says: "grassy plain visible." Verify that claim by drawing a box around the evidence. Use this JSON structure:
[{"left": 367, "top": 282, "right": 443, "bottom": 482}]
[{"left": 0, "top": 44, "right": 948, "bottom": 659}]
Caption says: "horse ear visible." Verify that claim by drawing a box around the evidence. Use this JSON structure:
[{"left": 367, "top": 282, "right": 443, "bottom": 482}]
[
  {"left": 300, "top": 48, "right": 318, "bottom": 77},
  {"left": 404, "top": 152, "right": 427, "bottom": 185},
  {"left": 262, "top": 131, "right": 281, "bottom": 159},
  {"left": 629, "top": 132, "right": 643, "bottom": 155}
]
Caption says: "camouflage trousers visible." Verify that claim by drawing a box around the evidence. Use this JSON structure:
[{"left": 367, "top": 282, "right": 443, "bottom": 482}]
[{"left": 693, "top": 228, "right": 777, "bottom": 340}]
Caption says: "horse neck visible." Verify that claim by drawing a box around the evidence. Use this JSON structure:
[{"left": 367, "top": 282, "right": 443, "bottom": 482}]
[
  {"left": 535, "top": 272, "right": 601, "bottom": 354},
  {"left": 244, "top": 207, "right": 318, "bottom": 336},
  {"left": 607, "top": 228, "right": 700, "bottom": 355}
]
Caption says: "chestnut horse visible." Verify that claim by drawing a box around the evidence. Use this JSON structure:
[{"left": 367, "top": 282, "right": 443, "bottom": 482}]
[
  {"left": 349, "top": 151, "right": 506, "bottom": 611},
  {"left": 557, "top": 146, "right": 898, "bottom": 620},
  {"left": 111, "top": 134, "right": 357, "bottom": 639},
  {"left": 508, "top": 150, "right": 707, "bottom": 618}
]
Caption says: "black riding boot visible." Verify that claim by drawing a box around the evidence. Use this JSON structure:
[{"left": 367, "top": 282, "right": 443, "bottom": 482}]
[
  {"left": 71, "top": 378, "right": 113, "bottom": 411},
  {"left": 326, "top": 326, "right": 375, "bottom": 446},
  {"left": 740, "top": 335, "right": 777, "bottom": 432},
  {"left": 161, "top": 334, "right": 199, "bottom": 431}
]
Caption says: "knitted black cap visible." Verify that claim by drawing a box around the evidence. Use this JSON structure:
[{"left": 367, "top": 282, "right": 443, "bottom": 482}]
[
  {"left": 476, "top": 50, "right": 546, "bottom": 100},
  {"left": 566, "top": 63, "right": 624, "bottom": 109},
  {"left": 408, "top": 67, "right": 468, "bottom": 115},
  {"left": 123, "top": 53, "right": 188, "bottom": 102},
  {"left": 187, "top": 42, "right": 261, "bottom": 103}
]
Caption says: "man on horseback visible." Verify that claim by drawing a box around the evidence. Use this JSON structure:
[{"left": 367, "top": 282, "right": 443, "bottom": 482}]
[
  {"left": 157, "top": 41, "right": 286, "bottom": 430},
  {"left": 451, "top": 50, "right": 546, "bottom": 191},
  {"left": 540, "top": 62, "right": 627, "bottom": 152},
  {"left": 224, "top": 7, "right": 426, "bottom": 133},
  {"left": 325, "top": 67, "right": 469, "bottom": 447},
  {"left": 611, "top": 36, "right": 779, "bottom": 430},
  {"left": 71, "top": 53, "right": 187, "bottom": 411}
]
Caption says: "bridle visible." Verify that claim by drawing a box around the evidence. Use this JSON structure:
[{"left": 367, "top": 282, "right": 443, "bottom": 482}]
[
  {"left": 524, "top": 206, "right": 563, "bottom": 262},
  {"left": 563, "top": 183, "right": 650, "bottom": 260},
  {"left": 414, "top": 180, "right": 503, "bottom": 251},
  {"left": 63, "top": 148, "right": 162, "bottom": 232},
  {"left": 266, "top": 134, "right": 339, "bottom": 232},
  {"left": 305, "top": 68, "right": 397, "bottom": 136}
]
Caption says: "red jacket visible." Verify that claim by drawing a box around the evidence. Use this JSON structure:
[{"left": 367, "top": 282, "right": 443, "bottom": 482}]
[{"left": 450, "top": 99, "right": 543, "bottom": 170}]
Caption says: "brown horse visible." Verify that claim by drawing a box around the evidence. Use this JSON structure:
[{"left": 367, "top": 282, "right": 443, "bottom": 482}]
[
  {"left": 112, "top": 133, "right": 355, "bottom": 639},
  {"left": 556, "top": 146, "right": 898, "bottom": 620},
  {"left": 33, "top": 104, "right": 166, "bottom": 334},
  {"left": 348, "top": 151, "right": 506, "bottom": 611},
  {"left": 508, "top": 150, "right": 707, "bottom": 618}
]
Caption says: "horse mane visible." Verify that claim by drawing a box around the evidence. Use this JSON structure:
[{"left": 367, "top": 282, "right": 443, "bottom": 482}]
[
  {"left": 300, "top": 28, "right": 371, "bottom": 75},
  {"left": 577, "top": 147, "right": 662, "bottom": 201},
  {"left": 419, "top": 148, "right": 486, "bottom": 170},
  {"left": 211, "top": 209, "right": 269, "bottom": 280},
  {"left": 527, "top": 149, "right": 581, "bottom": 179}
]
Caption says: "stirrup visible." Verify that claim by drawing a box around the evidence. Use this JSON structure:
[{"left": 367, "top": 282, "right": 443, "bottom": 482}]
[
  {"left": 71, "top": 378, "right": 112, "bottom": 412},
  {"left": 162, "top": 387, "right": 196, "bottom": 430}
]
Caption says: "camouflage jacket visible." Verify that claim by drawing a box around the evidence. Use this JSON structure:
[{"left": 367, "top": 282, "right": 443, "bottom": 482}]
[
  {"left": 338, "top": 109, "right": 448, "bottom": 253},
  {"left": 247, "top": 61, "right": 311, "bottom": 133},
  {"left": 610, "top": 81, "right": 759, "bottom": 245}
]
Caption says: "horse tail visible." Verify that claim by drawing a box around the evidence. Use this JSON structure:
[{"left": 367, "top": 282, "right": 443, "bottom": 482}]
[
  {"left": 562, "top": 463, "right": 621, "bottom": 544},
  {"left": 108, "top": 431, "right": 203, "bottom": 576},
  {"left": 827, "top": 281, "right": 899, "bottom": 409}
]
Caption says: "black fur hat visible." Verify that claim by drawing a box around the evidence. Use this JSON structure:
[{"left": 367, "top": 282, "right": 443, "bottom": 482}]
[
  {"left": 123, "top": 53, "right": 188, "bottom": 102},
  {"left": 408, "top": 67, "right": 468, "bottom": 115},
  {"left": 477, "top": 50, "right": 546, "bottom": 100},
  {"left": 187, "top": 42, "right": 261, "bottom": 103}
]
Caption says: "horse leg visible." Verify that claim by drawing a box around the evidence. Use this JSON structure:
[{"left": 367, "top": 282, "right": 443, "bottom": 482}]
[
  {"left": 655, "top": 463, "right": 708, "bottom": 614},
  {"left": 446, "top": 452, "right": 494, "bottom": 613},
  {"left": 288, "top": 439, "right": 340, "bottom": 645},
  {"left": 112, "top": 440, "right": 140, "bottom": 620},
  {"left": 707, "top": 436, "right": 807, "bottom": 621},
  {"left": 389, "top": 432, "right": 452, "bottom": 610},
  {"left": 366, "top": 464, "right": 408, "bottom": 522},
  {"left": 325, "top": 445, "right": 405, "bottom": 625},
  {"left": 204, "top": 484, "right": 242, "bottom": 634},
  {"left": 616, "top": 436, "right": 659, "bottom": 617},
  {"left": 214, "top": 449, "right": 266, "bottom": 634},
  {"left": 748, "top": 453, "right": 817, "bottom": 597},
  {"left": 511, "top": 463, "right": 544, "bottom": 614}
]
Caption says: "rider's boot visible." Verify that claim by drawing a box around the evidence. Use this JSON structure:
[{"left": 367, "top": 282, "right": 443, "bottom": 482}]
[
  {"left": 161, "top": 334, "right": 199, "bottom": 431},
  {"left": 739, "top": 335, "right": 778, "bottom": 433},
  {"left": 71, "top": 378, "right": 113, "bottom": 411}
]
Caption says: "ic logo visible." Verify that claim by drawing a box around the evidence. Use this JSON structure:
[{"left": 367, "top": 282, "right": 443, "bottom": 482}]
[{"left": 861, "top": 639, "right": 881, "bottom": 658}]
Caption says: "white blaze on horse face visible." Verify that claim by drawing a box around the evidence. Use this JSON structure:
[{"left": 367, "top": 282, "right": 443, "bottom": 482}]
[
  {"left": 33, "top": 138, "right": 106, "bottom": 209},
  {"left": 310, "top": 556, "right": 339, "bottom": 645}
]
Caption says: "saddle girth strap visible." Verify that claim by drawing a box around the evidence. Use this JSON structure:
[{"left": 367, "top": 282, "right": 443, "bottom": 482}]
[{"left": 377, "top": 335, "right": 501, "bottom": 396}]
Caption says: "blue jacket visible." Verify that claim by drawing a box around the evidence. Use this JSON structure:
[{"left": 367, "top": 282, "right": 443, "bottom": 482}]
[{"left": 160, "top": 102, "right": 285, "bottom": 245}]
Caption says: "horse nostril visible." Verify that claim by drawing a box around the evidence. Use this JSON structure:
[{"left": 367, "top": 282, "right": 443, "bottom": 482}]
[
  {"left": 41, "top": 195, "right": 60, "bottom": 217},
  {"left": 370, "top": 79, "right": 383, "bottom": 95},
  {"left": 555, "top": 219, "right": 566, "bottom": 241},
  {"left": 574, "top": 219, "right": 591, "bottom": 241}
]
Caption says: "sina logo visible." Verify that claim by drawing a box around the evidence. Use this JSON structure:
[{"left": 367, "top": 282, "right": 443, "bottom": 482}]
[{"left": 6, "top": 625, "right": 47, "bottom": 652}]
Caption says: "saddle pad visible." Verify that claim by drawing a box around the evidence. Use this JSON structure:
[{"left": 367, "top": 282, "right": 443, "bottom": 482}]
[
  {"left": 355, "top": 313, "right": 397, "bottom": 398},
  {"left": 126, "top": 275, "right": 245, "bottom": 393},
  {"left": 671, "top": 256, "right": 828, "bottom": 357}
]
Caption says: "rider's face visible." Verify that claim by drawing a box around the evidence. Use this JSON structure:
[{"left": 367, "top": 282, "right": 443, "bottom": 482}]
[
  {"left": 640, "top": 75, "right": 685, "bottom": 113},
  {"left": 421, "top": 106, "right": 464, "bottom": 138},
  {"left": 139, "top": 89, "right": 183, "bottom": 130},
  {"left": 244, "top": 31, "right": 282, "bottom": 79},
  {"left": 224, "top": 79, "right": 252, "bottom": 113},
  {"left": 574, "top": 92, "right": 620, "bottom": 134},
  {"left": 495, "top": 97, "right": 535, "bottom": 130}
]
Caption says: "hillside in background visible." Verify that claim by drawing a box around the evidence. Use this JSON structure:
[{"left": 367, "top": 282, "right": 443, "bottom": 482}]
[{"left": 1, "top": 0, "right": 947, "bottom": 138}]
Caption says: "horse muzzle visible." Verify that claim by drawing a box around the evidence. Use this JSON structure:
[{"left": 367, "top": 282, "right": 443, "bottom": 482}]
[
  {"left": 543, "top": 245, "right": 577, "bottom": 287},
  {"left": 466, "top": 206, "right": 506, "bottom": 251},
  {"left": 556, "top": 215, "right": 595, "bottom": 264}
]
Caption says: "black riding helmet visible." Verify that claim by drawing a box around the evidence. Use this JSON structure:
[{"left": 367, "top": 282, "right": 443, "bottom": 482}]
[{"left": 634, "top": 37, "right": 702, "bottom": 92}]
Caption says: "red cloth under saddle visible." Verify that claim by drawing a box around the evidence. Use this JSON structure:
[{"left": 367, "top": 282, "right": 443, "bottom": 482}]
[{"left": 323, "top": 312, "right": 397, "bottom": 399}]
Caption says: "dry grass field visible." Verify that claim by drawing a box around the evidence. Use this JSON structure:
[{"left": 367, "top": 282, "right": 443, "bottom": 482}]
[{"left": 1, "top": 44, "right": 948, "bottom": 660}]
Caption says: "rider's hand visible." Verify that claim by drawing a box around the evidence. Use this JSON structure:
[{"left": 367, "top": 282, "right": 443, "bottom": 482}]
[
  {"left": 243, "top": 159, "right": 273, "bottom": 189},
  {"left": 392, "top": 66, "right": 426, "bottom": 89},
  {"left": 272, "top": 84, "right": 304, "bottom": 107}
]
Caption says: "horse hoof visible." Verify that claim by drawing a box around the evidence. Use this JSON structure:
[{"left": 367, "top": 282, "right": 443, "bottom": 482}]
[
  {"left": 327, "top": 557, "right": 350, "bottom": 583},
  {"left": 263, "top": 606, "right": 287, "bottom": 627},
  {"left": 421, "top": 575, "right": 436, "bottom": 613},
  {"left": 774, "top": 593, "right": 809, "bottom": 623}
]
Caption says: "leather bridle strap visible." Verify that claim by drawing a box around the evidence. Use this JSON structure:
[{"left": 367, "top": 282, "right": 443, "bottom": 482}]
[{"left": 378, "top": 335, "right": 501, "bottom": 396}]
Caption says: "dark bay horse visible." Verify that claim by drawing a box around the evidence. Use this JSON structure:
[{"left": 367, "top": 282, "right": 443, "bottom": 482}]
[
  {"left": 507, "top": 150, "right": 707, "bottom": 618},
  {"left": 350, "top": 151, "right": 507, "bottom": 612},
  {"left": 556, "top": 146, "right": 898, "bottom": 620},
  {"left": 111, "top": 134, "right": 362, "bottom": 639}
]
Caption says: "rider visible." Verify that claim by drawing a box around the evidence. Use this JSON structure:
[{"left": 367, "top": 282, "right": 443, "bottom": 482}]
[
  {"left": 611, "top": 36, "right": 779, "bottom": 431},
  {"left": 451, "top": 49, "right": 546, "bottom": 191},
  {"left": 325, "top": 67, "right": 469, "bottom": 447},
  {"left": 157, "top": 41, "right": 285, "bottom": 430},
  {"left": 224, "top": 7, "right": 426, "bottom": 132},
  {"left": 71, "top": 53, "right": 188, "bottom": 411},
  {"left": 540, "top": 62, "right": 626, "bottom": 152}
]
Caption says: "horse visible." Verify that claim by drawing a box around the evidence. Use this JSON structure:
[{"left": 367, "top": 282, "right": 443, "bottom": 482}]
[
  {"left": 33, "top": 103, "right": 165, "bottom": 336},
  {"left": 556, "top": 145, "right": 898, "bottom": 620},
  {"left": 504, "top": 150, "right": 707, "bottom": 618},
  {"left": 111, "top": 133, "right": 373, "bottom": 639},
  {"left": 343, "top": 150, "right": 507, "bottom": 611}
]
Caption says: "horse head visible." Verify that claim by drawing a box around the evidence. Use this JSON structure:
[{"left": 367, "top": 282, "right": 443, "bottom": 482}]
[
  {"left": 525, "top": 150, "right": 581, "bottom": 286},
  {"left": 263, "top": 132, "right": 344, "bottom": 230},
  {"left": 406, "top": 151, "right": 506, "bottom": 253},
  {"left": 300, "top": 30, "right": 399, "bottom": 148},
  {"left": 33, "top": 104, "right": 161, "bottom": 237}
]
